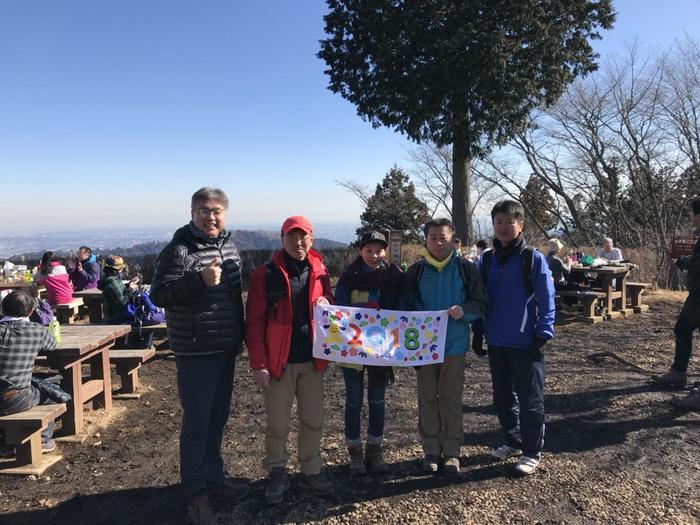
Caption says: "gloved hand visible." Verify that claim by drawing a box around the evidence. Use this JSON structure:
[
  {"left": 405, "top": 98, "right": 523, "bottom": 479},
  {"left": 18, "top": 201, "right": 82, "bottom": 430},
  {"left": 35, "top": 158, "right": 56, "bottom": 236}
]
[
  {"left": 472, "top": 334, "right": 487, "bottom": 357},
  {"left": 530, "top": 337, "right": 548, "bottom": 360}
]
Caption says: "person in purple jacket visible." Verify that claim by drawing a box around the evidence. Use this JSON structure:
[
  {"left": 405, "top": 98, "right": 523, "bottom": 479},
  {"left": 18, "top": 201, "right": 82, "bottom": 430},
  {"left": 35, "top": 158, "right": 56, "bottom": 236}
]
[{"left": 69, "top": 246, "right": 100, "bottom": 292}]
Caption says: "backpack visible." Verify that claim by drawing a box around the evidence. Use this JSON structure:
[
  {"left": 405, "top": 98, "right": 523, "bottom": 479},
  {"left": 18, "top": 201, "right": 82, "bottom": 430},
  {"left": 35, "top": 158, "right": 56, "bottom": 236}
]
[
  {"left": 480, "top": 247, "right": 536, "bottom": 296},
  {"left": 124, "top": 291, "right": 166, "bottom": 327}
]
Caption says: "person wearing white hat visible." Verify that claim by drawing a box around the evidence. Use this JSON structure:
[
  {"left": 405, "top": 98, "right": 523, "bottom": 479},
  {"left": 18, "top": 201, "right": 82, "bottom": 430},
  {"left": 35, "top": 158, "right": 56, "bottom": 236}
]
[{"left": 546, "top": 238, "right": 570, "bottom": 288}]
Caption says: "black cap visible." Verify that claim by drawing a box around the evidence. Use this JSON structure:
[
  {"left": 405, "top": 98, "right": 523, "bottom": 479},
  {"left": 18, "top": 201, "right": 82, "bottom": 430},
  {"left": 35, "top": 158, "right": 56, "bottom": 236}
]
[{"left": 359, "top": 231, "right": 388, "bottom": 249}]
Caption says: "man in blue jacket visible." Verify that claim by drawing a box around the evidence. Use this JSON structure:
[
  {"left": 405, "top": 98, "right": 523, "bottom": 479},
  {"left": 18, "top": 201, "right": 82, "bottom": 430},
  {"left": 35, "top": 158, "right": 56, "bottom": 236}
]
[
  {"left": 473, "top": 200, "right": 555, "bottom": 476},
  {"left": 402, "top": 218, "right": 489, "bottom": 475}
]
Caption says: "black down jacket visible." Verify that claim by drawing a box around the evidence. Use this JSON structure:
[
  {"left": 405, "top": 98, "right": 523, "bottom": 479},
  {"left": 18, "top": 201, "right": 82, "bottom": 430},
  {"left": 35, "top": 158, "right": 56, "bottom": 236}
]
[{"left": 150, "top": 222, "right": 244, "bottom": 356}]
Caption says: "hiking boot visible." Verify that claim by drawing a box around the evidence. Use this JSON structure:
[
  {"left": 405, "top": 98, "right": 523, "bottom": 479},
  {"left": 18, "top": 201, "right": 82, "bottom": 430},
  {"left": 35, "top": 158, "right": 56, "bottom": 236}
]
[
  {"left": 514, "top": 455, "right": 540, "bottom": 476},
  {"left": 264, "top": 467, "right": 289, "bottom": 505},
  {"left": 490, "top": 445, "right": 523, "bottom": 461},
  {"left": 671, "top": 385, "right": 700, "bottom": 410},
  {"left": 186, "top": 492, "right": 217, "bottom": 525},
  {"left": 347, "top": 445, "right": 367, "bottom": 476},
  {"left": 300, "top": 471, "right": 334, "bottom": 496},
  {"left": 651, "top": 368, "right": 687, "bottom": 389},
  {"left": 42, "top": 439, "right": 57, "bottom": 453},
  {"left": 364, "top": 443, "right": 389, "bottom": 473},
  {"left": 422, "top": 455, "right": 439, "bottom": 473},
  {"left": 208, "top": 479, "right": 250, "bottom": 503},
  {"left": 442, "top": 456, "right": 460, "bottom": 475}
]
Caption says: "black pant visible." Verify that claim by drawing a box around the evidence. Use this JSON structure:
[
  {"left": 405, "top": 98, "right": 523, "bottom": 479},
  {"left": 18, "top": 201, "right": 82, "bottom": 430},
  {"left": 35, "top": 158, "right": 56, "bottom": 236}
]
[
  {"left": 672, "top": 297, "right": 700, "bottom": 373},
  {"left": 488, "top": 346, "right": 545, "bottom": 458},
  {"left": 176, "top": 352, "right": 235, "bottom": 498}
]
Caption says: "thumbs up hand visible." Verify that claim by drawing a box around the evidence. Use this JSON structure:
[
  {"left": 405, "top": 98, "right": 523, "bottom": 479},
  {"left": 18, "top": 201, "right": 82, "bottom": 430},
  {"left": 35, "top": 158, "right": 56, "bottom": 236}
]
[{"left": 201, "top": 257, "right": 222, "bottom": 287}]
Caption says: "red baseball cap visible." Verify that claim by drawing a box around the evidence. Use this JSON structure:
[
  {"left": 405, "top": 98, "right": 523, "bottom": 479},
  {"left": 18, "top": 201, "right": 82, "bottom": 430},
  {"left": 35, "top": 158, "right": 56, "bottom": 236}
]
[{"left": 281, "top": 215, "right": 313, "bottom": 235}]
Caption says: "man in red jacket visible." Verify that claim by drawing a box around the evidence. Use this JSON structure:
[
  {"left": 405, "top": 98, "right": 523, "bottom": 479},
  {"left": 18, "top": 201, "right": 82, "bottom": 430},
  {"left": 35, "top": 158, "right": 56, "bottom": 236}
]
[{"left": 246, "top": 216, "right": 334, "bottom": 505}]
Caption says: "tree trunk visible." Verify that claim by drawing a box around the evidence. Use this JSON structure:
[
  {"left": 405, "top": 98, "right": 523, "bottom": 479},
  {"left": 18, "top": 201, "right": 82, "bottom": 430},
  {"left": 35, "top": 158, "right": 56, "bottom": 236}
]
[{"left": 452, "top": 142, "right": 473, "bottom": 245}]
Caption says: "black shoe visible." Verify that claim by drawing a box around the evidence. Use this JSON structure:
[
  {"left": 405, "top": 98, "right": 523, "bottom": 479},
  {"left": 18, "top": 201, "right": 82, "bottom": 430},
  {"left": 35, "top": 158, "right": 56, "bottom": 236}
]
[
  {"left": 186, "top": 491, "right": 217, "bottom": 525},
  {"left": 265, "top": 468, "right": 289, "bottom": 505},
  {"left": 208, "top": 479, "right": 250, "bottom": 503},
  {"left": 300, "top": 471, "right": 334, "bottom": 496}
]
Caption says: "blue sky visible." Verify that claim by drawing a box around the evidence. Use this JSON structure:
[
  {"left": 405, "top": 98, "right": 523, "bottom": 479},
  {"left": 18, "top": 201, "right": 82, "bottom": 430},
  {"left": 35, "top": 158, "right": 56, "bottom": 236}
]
[{"left": 1, "top": 1, "right": 699, "bottom": 238}]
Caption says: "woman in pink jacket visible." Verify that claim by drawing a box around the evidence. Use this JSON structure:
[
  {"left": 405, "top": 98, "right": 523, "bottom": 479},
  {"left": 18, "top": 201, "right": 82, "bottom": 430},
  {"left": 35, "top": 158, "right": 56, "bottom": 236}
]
[{"left": 33, "top": 251, "right": 74, "bottom": 306}]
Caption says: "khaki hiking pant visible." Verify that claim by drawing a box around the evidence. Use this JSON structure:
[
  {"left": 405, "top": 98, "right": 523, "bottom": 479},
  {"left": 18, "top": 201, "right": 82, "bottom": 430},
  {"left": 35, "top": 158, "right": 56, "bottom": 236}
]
[
  {"left": 416, "top": 354, "right": 465, "bottom": 458},
  {"left": 263, "top": 362, "right": 325, "bottom": 475}
]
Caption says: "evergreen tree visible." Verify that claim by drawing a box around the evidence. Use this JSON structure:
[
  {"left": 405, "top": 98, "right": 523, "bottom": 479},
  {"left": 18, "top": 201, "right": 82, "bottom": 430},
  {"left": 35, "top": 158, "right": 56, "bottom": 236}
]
[
  {"left": 319, "top": 0, "right": 614, "bottom": 244},
  {"left": 519, "top": 174, "right": 557, "bottom": 244},
  {"left": 357, "top": 167, "right": 429, "bottom": 242}
]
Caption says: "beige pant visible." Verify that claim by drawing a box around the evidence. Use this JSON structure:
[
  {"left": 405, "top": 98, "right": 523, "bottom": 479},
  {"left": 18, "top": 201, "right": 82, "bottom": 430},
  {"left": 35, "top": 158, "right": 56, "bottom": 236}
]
[
  {"left": 416, "top": 354, "right": 466, "bottom": 458},
  {"left": 263, "top": 362, "right": 325, "bottom": 475}
]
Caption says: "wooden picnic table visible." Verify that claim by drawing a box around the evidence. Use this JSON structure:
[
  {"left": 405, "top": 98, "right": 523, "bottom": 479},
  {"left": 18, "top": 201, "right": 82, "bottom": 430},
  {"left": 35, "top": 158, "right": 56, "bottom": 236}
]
[
  {"left": 0, "top": 281, "right": 47, "bottom": 299},
  {"left": 42, "top": 324, "right": 130, "bottom": 436},
  {"left": 569, "top": 265, "right": 632, "bottom": 319},
  {"left": 0, "top": 281, "right": 41, "bottom": 291},
  {"left": 73, "top": 288, "right": 103, "bottom": 323}
]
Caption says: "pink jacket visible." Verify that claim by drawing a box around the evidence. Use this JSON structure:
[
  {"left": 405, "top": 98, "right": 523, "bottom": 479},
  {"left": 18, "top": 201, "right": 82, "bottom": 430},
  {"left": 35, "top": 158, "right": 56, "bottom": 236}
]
[{"left": 34, "top": 262, "right": 74, "bottom": 306}]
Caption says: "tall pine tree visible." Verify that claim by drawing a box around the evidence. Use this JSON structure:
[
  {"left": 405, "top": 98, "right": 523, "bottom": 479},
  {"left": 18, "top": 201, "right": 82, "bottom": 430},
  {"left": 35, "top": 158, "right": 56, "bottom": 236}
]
[{"left": 319, "top": 0, "right": 615, "bottom": 244}]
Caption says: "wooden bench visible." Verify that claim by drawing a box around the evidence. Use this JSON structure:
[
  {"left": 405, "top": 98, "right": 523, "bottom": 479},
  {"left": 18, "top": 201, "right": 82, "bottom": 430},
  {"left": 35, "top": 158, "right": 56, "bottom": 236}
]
[
  {"left": 137, "top": 322, "right": 168, "bottom": 336},
  {"left": 110, "top": 348, "right": 156, "bottom": 398},
  {"left": 626, "top": 282, "right": 652, "bottom": 313},
  {"left": 0, "top": 403, "right": 66, "bottom": 475},
  {"left": 556, "top": 290, "right": 607, "bottom": 324},
  {"left": 53, "top": 298, "right": 84, "bottom": 325}
]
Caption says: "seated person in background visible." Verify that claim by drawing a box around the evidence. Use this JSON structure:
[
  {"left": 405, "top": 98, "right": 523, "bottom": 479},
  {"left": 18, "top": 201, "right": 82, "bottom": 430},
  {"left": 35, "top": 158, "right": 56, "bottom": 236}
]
[
  {"left": 33, "top": 251, "right": 73, "bottom": 306},
  {"left": 545, "top": 238, "right": 570, "bottom": 289},
  {"left": 98, "top": 256, "right": 150, "bottom": 348},
  {"left": 28, "top": 284, "right": 53, "bottom": 326},
  {"left": 475, "top": 239, "right": 489, "bottom": 260},
  {"left": 69, "top": 246, "right": 100, "bottom": 291},
  {"left": 597, "top": 237, "right": 623, "bottom": 262},
  {"left": 98, "top": 255, "right": 138, "bottom": 323},
  {"left": 452, "top": 237, "right": 463, "bottom": 256},
  {"left": 0, "top": 291, "right": 68, "bottom": 453}
]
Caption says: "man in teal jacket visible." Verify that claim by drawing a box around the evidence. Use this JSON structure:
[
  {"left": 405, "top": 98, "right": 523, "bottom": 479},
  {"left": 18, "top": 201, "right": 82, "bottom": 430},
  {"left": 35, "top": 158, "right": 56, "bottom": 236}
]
[{"left": 402, "top": 218, "right": 489, "bottom": 475}]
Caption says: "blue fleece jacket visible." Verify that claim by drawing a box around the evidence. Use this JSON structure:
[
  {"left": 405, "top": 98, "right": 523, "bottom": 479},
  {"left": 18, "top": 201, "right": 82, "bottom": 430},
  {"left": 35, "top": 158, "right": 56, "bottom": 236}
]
[
  {"left": 480, "top": 241, "right": 556, "bottom": 350},
  {"left": 412, "top": 254, "right": 488, "bottom": 357}
]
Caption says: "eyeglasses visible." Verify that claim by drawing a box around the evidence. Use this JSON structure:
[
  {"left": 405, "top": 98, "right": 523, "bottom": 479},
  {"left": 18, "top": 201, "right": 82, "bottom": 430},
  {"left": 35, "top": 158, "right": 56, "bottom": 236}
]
[
  {"left": 284, "top": 233, "right": 312, "bottom": 243},
  {"left": 195, "top": 207, "right": 226, "bottom": 217}
]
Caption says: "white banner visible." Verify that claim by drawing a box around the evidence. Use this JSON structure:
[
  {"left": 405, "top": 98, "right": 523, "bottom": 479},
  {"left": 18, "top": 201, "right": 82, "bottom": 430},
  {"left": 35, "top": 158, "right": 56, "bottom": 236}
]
[{"left": 312, "top": 304, "right": 449, "bottom": 367}]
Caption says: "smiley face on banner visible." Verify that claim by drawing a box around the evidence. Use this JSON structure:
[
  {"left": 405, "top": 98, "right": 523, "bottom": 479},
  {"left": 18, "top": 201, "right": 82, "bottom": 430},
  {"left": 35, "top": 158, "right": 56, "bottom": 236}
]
[{"left": 312, "top": 304, "right": 449, "bottom": 366}]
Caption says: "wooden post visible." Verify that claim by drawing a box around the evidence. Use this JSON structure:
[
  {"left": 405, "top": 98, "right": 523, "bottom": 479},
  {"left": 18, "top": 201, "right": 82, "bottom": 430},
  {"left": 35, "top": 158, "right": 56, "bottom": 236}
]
[{"left": 387, "top": 230, "right": 403, "bottom": 267}]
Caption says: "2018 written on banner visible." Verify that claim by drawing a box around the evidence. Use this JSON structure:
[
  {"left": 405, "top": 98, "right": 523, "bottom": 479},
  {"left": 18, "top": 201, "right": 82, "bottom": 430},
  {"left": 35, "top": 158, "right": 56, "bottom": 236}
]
[{"left": 312, "top": 304, "right": 449, "bottom": 367}]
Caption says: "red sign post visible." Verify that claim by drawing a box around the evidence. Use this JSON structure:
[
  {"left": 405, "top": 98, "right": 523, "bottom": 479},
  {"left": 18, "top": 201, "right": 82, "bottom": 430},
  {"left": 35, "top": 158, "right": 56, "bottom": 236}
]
[{"left": 670, "top": 236, "right": 697, "bottom": 258}]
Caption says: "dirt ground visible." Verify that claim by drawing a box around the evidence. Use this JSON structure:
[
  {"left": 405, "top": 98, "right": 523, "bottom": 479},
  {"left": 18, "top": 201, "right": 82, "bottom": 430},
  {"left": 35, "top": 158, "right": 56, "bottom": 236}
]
[{"left": 1, "top": 290, "right": 699, "bottom": 525}]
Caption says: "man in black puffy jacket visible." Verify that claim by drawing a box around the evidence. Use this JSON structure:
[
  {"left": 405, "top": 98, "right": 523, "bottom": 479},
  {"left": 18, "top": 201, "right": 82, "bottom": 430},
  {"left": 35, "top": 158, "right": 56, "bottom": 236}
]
[
  {"left": 653, "top": 198, "right": 700, "bottom": 410},
  {"left": 150, "top": 187, "right": 247, "bottom": 525}
]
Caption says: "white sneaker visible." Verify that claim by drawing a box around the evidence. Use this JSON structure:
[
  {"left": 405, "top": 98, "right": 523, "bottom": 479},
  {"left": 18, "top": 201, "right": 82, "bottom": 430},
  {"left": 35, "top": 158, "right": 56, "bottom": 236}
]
[
  {"left": 490, "top": 445, "right": 523, "bottom": 461},
  {"left": 514, "top": 455, "right": 540, "bottom": 476}
]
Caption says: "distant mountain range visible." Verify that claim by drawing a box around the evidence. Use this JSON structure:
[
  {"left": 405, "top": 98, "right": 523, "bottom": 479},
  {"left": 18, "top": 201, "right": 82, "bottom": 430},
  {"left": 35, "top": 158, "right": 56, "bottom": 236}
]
[{"left": 0, "top": 228, "right": 346, "bottom": 260}]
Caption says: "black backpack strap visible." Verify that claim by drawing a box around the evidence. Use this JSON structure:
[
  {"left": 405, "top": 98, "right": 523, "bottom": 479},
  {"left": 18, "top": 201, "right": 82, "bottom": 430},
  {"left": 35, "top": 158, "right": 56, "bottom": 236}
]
[
  {"left": 481, "top": 248, "right": 534, "bottom": 296},
  {"left": 404, "top": 261, "right": 425, "bottom": 304},
  {"left": 457, "top": 257, "right": 473, "bottom": 301},
  {"left": 521, "top": 247, "right": 535, "bottom": 297},
  {"left": 480, "top": 249, "right": 493, "bottom": 285},
  {"left": 264, "top": 261, "right": 287, "bottom": 308}
]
